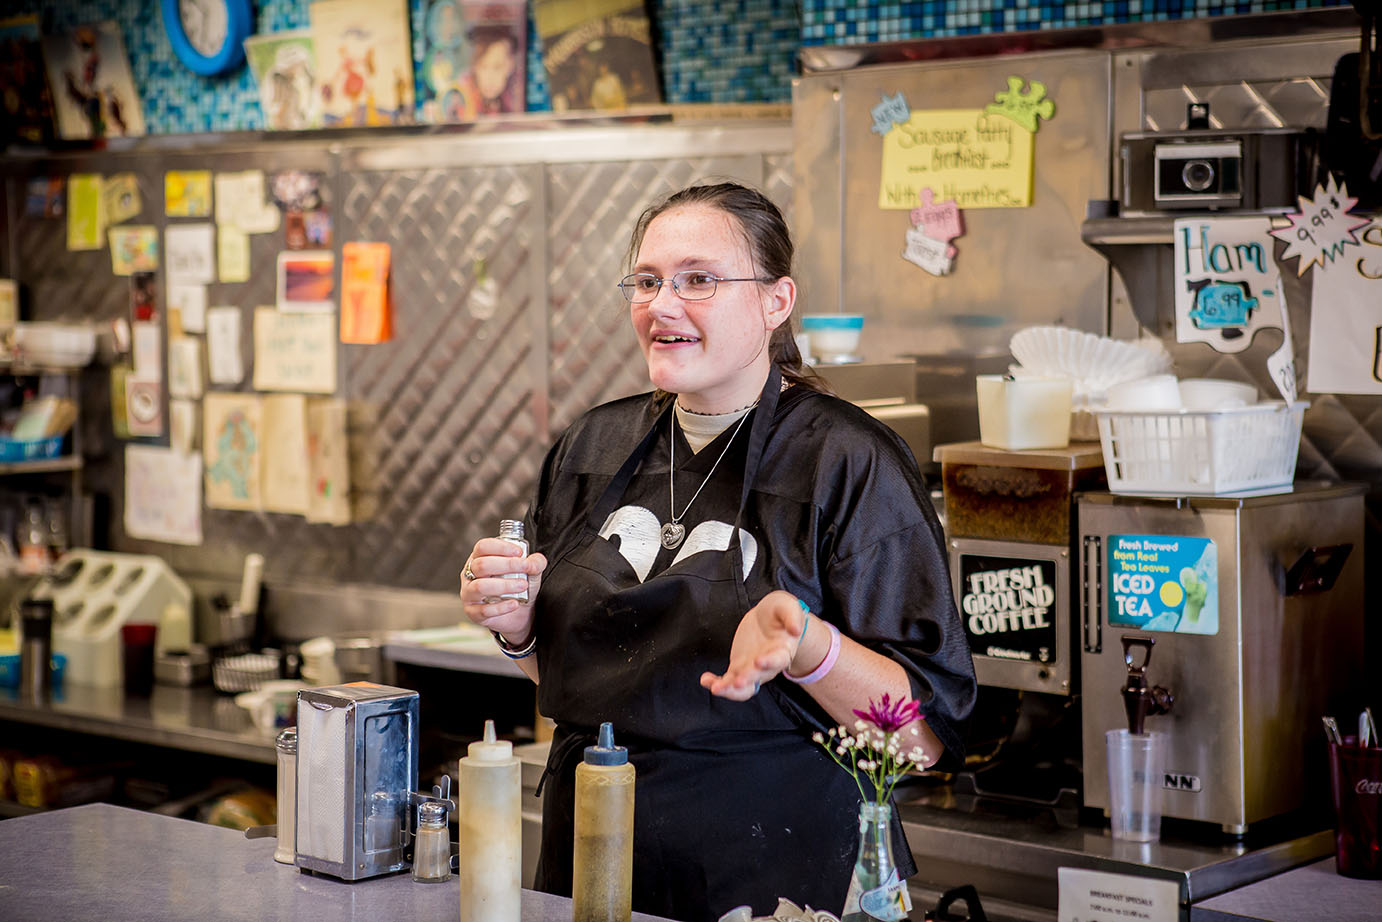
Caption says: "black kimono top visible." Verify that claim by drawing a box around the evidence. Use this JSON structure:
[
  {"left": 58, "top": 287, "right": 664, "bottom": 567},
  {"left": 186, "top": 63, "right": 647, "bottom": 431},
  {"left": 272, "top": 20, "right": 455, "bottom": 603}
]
[{"left": 524, "top": 379, "right": 976, "bottom": 921}]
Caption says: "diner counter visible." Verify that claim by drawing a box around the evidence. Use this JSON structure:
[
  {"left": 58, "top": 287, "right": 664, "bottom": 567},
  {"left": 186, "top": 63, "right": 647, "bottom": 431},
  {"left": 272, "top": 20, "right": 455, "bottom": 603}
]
[
  {"left": 0, "top": 803, "right": 675, "bottom": 922},
  {"left": 0, "top": 683, "right": 277, "bottom": 765},
  {"left": 1190, "top": 858, "right": 1381, "bottom": 922}
]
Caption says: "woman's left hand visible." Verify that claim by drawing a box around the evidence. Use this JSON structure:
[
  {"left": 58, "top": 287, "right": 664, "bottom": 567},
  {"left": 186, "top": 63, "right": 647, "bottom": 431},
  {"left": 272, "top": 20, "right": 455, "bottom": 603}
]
[{"left": 700, "top": 590, "right": 808, "bottom": 700}]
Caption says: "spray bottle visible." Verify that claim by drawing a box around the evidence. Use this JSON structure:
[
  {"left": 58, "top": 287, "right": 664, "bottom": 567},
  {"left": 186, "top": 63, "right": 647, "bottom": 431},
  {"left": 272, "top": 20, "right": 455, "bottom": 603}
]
[
  {"left": 459, "top": 719, "right": 521, "bottom": 922},
  {"left": 572, "top": 721, "right": 635, "bottom": 922}
]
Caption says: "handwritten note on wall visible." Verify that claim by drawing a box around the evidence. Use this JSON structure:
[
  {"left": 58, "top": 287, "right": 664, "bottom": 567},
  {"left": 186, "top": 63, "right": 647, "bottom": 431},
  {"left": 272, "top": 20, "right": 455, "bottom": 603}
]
[
  {"left": 253, "top": 307, "right": 337, "bottom": 393},
  {"left": 879, "top": 109, "right": 1034, "bottom": 210},
  {"left": 1308, "top": 222, "right": 1382, "bottom": 394}
]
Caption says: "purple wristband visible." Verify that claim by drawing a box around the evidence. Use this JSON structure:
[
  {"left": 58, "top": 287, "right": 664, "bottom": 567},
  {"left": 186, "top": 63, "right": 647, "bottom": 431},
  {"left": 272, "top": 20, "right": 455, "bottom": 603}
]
[{"left": 785, "top": 620, "right": 841, "bottom": 685}]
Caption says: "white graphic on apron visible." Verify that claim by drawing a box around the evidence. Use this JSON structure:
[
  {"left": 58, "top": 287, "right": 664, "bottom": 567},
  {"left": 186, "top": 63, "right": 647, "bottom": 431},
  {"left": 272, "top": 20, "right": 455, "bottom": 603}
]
[
  {"left": 599, "top": 506, "right": 662, "bottom": 582},
  {"left": 670, "top": 520, "right": 757, "bottom": 579},
  {"left": 600, "top": 505, "right": 756, "bottom": 582}
]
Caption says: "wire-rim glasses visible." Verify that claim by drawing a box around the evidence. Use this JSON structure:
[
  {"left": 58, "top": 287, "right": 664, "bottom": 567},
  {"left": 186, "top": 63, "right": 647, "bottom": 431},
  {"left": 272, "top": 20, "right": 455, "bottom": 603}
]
[{"left": 617, "top": 271, "right": 775, "bottom": 303}]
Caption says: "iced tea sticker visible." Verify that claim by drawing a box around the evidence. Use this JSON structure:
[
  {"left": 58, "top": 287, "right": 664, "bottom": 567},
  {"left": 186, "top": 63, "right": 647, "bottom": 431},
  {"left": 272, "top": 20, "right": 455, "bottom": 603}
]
[
  {"left": 1108, "top": 535, "right": 1218, "bottom": 636},
  {"left": 1270, "top": 174, "right": 1372, "bottom": 277}
]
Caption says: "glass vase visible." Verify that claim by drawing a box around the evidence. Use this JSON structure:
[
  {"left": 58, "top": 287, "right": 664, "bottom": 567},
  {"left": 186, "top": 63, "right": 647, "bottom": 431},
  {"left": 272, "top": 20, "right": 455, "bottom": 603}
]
[{"left": 841, "top": 801, "right": 911, "bottom": 922}]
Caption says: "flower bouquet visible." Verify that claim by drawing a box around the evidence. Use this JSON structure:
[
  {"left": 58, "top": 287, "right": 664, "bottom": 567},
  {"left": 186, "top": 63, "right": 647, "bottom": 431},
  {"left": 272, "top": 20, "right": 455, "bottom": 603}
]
[{"left": 813, "top": 695, "right": 930, "bottom": 922}]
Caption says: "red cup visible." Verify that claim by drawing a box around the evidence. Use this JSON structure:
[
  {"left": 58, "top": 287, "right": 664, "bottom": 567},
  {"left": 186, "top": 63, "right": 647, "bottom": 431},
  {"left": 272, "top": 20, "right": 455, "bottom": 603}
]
[
  {"left": 1328, "top": 738, "right": 1382, "bottom": 879},
  {"left": 120, "top": 622, "right": 157, "bottom": 697}
]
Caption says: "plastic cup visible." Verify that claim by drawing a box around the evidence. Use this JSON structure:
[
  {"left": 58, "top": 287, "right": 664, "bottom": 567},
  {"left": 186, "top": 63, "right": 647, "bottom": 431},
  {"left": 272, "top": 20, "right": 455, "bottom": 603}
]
[
  {"left": 1106, "top": 729, "right": 1164, "bottom": 842},
  {"left": 1328, "top": 739, "right": 1382, "bottom": 879},
  {"left": 121, "top": 622, "right": 157, "bottom": 697}
]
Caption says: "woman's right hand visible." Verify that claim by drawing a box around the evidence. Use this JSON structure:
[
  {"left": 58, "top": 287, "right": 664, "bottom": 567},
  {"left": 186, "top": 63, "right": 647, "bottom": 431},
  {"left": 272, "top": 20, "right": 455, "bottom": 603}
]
[{"left": 459, "top": 538, "right": 548, "bottom": 644}]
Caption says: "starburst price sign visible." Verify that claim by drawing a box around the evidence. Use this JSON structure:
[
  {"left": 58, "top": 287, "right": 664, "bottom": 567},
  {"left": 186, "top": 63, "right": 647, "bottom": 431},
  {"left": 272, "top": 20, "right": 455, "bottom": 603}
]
[{"left": 1270, "top": 174, "right": 1373, "bottom": 277}]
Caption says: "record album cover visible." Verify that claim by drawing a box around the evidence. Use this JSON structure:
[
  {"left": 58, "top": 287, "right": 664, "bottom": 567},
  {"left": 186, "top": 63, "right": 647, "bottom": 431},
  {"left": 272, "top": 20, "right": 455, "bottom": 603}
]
[{"left": 533, "top": 0, "right": 662, "bottom": 112}]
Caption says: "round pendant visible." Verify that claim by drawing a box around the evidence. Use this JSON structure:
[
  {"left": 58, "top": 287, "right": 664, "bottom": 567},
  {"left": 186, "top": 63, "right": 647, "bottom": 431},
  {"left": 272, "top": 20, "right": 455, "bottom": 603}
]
[{"left": 660, "top": 521, "right": 685, "bottom": 550}]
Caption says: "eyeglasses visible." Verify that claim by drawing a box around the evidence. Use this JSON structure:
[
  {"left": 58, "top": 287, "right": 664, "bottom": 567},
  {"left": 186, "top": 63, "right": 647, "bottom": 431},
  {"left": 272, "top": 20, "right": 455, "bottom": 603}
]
[{"left": 617, "top": 271, "right": 775, "bottom": 303}]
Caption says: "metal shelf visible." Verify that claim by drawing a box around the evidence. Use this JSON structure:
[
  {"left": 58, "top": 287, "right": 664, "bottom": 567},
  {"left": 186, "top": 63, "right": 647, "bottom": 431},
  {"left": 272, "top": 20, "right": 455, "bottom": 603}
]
[{"left": 0, "top": 456, "right": 82, "bottom": 476}]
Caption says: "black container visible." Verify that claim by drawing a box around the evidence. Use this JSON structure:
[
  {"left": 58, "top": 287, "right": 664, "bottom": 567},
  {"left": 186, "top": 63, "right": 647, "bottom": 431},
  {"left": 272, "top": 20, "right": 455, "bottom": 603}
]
[{"left": 19, "top": 598, "right": 54, "bottom": 702}]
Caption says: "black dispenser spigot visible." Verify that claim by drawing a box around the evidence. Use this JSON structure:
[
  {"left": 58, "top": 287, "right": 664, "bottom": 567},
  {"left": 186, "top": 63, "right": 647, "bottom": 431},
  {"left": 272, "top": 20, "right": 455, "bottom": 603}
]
[{"left": 1121, "top": 635, "right": 1174, "bottom": 735}]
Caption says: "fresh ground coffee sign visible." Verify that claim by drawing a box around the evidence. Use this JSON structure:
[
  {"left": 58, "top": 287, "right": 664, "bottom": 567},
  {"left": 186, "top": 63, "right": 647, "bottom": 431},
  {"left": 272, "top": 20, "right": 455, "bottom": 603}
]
[{"left": 958, "top": 553, "right": 1058, "bottom": 663}]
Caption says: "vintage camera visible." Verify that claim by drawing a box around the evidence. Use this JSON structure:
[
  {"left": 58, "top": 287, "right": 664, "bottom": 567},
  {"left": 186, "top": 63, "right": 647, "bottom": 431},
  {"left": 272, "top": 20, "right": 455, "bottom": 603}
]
[
  {"left": 1121, "top": 128, "right": 1316, "bottom": 214},
  {"left": 1155, "top": 140, "right": 1243, "bottom": 207}
]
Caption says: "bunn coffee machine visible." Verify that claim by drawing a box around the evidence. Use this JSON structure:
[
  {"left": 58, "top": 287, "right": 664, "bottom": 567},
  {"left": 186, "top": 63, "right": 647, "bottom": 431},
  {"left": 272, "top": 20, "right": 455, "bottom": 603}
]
[{"left": 1077, "top": 483, "right": 1365, "bottom": 834}]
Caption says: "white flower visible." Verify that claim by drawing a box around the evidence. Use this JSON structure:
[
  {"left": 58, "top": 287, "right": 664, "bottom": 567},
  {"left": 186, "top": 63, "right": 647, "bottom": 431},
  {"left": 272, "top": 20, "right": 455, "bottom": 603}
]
[
  {"left": 908, "top": 747, "right": 925, "bottom": 762},
  {"left": 854, "top": 720, "right": 868, "bottom": 732},
  {"left": 812, "top": 732, "right": 824, "bottom": 744},
  {"left": 836, "top": 745, "right": 847, "bottom": 756}
]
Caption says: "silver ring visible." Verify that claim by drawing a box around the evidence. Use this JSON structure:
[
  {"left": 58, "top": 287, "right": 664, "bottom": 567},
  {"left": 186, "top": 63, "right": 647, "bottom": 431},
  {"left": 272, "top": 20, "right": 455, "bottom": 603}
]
[{"left": 463, "top": 562, "right": 477, "bottom": 582}]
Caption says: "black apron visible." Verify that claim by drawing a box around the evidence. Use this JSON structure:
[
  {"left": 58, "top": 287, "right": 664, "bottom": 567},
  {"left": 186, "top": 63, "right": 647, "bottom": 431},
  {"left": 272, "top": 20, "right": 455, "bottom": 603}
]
[{"left": 531, "top": 369, "right": 915, "bottom": 922}]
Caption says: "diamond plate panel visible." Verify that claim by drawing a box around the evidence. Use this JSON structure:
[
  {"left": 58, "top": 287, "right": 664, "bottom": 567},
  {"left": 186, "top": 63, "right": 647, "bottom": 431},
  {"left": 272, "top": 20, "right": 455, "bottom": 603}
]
[
  {"left": 339, "top": 164, "right": 543, "bottom": 589},
  {"left": 1144, "top": 78, "right": 1333, "bottom": 132},
  {"left": 1, "top": 130, "right": 791, "bottom": 596}
]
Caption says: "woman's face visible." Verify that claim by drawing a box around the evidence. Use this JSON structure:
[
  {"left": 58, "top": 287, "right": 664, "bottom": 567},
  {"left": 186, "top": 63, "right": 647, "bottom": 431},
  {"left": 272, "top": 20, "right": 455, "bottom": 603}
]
[{"left": 630, "top": 204, "right": 794, "bottom": 414}]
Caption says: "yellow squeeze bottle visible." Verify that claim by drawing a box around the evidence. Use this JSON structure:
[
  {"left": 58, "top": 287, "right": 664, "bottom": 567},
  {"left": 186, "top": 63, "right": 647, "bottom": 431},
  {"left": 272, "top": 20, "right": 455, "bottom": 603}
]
[{"left": 572, "top": 722, "right": 635, "bottom": 922}]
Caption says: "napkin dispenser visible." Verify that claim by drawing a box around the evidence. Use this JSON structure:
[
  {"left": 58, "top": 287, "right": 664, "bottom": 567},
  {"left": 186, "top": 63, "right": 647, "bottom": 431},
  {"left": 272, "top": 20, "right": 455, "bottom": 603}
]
[{"left": 295, "top": 682, "right": 419, "bottom": 880}]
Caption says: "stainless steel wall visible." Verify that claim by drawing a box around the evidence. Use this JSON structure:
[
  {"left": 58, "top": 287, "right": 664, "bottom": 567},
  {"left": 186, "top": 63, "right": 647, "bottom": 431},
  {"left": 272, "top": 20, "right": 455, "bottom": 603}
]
[{"left": 0, "top": 120, "right": 792, "bottom": 607}]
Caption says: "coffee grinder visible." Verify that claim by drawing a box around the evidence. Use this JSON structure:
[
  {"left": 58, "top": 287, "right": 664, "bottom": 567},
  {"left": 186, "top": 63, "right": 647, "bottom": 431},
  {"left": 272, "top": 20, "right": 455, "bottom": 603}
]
[
  {"left": 936, "top": 440, "right": 1107, "bottom": 813},
  {"left": 1077, "top": 482, "right": 1365, "bottom": 835}
]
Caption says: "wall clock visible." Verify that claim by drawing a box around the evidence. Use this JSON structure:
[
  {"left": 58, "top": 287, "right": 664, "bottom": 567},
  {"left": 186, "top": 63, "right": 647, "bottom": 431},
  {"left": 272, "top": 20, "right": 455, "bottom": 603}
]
[{"left": 162, "top": 0, "right": 253, "bottom": 76}]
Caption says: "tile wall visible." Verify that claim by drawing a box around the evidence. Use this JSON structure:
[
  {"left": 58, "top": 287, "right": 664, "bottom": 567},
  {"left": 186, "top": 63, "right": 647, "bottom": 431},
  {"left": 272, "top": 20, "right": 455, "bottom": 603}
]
[{"left": 5, "top": 0, "right": 1350, "bottom": 135}]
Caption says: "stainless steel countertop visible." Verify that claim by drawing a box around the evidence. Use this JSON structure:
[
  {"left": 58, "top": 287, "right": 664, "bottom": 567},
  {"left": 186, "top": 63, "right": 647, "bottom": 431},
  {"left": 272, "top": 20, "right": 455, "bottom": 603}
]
[
  {"left": 0, "top": 683, "right": 277, "bottom": 764},
  {"left": 0, "top": 803, "right": 677, "bottom": 922}
]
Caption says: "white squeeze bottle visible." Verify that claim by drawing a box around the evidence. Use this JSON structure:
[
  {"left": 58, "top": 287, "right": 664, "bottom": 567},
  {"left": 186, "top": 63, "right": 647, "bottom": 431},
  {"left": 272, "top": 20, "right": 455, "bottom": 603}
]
[{"left": 459, "top": 719, "right": 522, "bottom": 922}]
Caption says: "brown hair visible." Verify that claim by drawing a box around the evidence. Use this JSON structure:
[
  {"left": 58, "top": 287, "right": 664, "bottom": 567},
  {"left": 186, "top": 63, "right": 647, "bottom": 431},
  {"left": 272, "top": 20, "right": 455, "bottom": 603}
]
[{"left": 626, "top": 181, "right": 830, "bottom": 401}]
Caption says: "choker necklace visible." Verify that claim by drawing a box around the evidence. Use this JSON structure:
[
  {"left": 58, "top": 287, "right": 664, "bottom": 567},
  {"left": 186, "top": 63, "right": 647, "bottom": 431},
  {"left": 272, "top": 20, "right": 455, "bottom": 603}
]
[
  {"left": 676, "top": 399, "right": 759, "bottom": 416},
  {"left": 661, "top": 404, "right": 755, "bottom": 550}
]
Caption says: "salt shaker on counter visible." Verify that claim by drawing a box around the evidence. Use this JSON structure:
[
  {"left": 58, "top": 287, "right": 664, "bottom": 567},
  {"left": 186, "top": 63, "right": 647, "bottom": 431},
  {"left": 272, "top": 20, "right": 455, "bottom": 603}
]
[
  {"left": 573, "top": 721, "right": 635, "bottom": 922},
  {"left": 273, "top": 727, "right": 297, "bottom": 864},
  {"left": 458, "top": 719, "right": 520, "bottom": 922},
  {"left": 411, "top": 801, "right": 452, "bottom": 883}
]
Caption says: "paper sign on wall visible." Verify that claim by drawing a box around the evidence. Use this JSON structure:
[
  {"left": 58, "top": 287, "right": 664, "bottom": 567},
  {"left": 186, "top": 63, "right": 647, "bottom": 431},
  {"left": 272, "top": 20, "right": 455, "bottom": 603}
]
[
  {"left": 253, "top": 307, "right": 337, "bottom": 393},
  {"left": 1307, "top": 220, "right": 1382, "bottom": 394},
  {"left": 125, "top": 445, "right": 203, "bottom": 546},
  {"left": 108, "top": 225, "right": 158, "bottom": 275},
  {"left": 277, "top": 250, "right": 335, "bottom": 312},
  {"left": 1174, "top": 215, "right": 1296, "bottom": 400},
  {"left": 307, "top": 397, "right": 351, "bottom": 524},
  {"left": 206, "top": 306, "right": 244, "bottom": 384},
  {"left": 261, "top": 393, "right": 311, "bottom": 515},
  {"left": 67, "top": 173, "right": 104, "bottom": 250},
  {"left": 168, "top": 283, "right": 207, "bottom": 333},
  {"left": 217, "top": 225, "right": 250, "bottom": 282},
  {"left": 204, "top": 391, "right": 263, "bottom": 510},
  {"left": 103, "top": 173, "right": 142, "bottom": 225},
  {"left": 168, "top": 337, "right": 204, "bottom": 399},
  {"left": 170, "top": 398, "right": 199, "bottom": 454},
  {"left": 879, "top": 109, "right": 1034, "bottom": 210},
  {"left": 340, "top": 241, "right": 392, "bottom": 343},
  {"left": 165, "top": 170, "right": 211, "bottom": 217},
  {"left": 214, "top": 170, "right": 280, "bottom": 233},
  {"left": 165, "top": 223, "right": 215, "bottom": 284}
]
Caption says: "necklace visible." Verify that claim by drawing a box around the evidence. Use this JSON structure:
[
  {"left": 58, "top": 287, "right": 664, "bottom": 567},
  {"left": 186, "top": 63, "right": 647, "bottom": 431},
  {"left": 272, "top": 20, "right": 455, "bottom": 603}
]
[{"left": 661, "top": 404, "right": 755, "bottom": 550}]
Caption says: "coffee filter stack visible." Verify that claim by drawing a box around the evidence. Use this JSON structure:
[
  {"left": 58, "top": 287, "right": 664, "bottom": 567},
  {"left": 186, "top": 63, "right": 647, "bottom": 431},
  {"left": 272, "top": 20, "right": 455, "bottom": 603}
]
[{"left": 1009, "top": 326, "right": 1172, "bottom": 439}]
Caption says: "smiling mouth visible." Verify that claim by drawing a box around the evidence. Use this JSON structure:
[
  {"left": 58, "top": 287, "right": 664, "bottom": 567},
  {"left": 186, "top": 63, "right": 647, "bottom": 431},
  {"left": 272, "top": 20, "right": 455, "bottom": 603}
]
[{"left": 653, "top": 334, "right": 699, "bottom": 344}]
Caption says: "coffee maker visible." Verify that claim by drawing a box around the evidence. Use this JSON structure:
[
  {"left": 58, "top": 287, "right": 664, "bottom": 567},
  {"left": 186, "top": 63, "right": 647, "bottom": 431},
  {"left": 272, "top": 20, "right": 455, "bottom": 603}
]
[
  {"left": 936, "top": 440, "right": 1107, "bottom": 810},
  {"left": 1077, "top": 483, "right": 1365, "bottom": 834}
]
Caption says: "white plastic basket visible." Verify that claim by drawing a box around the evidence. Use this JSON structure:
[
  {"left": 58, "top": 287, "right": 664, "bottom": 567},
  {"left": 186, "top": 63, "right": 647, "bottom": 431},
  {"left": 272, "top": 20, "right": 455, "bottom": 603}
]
[{"left": 1094, "top": 401, "right": 1308, "bottom": 495}]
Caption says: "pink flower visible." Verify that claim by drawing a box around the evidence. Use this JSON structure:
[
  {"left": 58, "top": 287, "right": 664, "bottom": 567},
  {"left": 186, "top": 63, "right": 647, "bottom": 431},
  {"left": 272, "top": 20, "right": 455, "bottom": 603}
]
[{"left": 851, "top": 694, "right": 921, "bottom": 734}]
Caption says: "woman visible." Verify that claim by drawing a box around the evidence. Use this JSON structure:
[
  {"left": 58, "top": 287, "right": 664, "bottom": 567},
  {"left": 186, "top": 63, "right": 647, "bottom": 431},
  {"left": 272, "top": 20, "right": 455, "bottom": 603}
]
[{"left": 460, "top": 182, "right": 975, "bottom": 921}]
